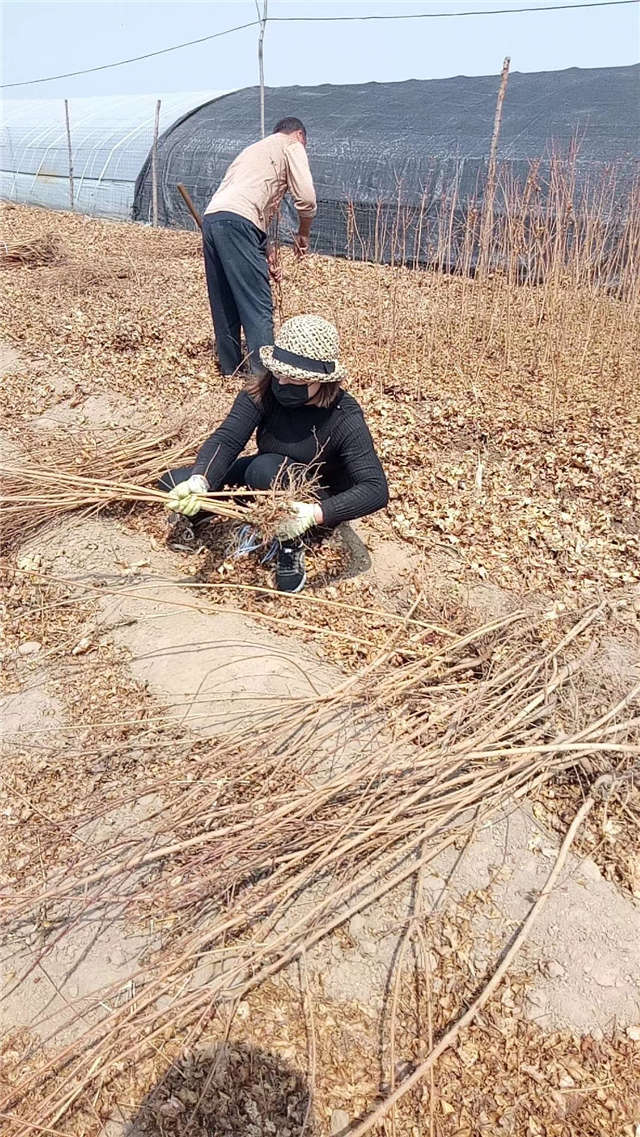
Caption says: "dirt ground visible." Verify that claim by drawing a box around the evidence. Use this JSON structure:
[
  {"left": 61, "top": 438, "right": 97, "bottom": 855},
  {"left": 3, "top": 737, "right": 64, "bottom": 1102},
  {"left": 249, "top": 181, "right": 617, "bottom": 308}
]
[{"left": 1, "top": 205, "right": 639, "bottom": 1136}]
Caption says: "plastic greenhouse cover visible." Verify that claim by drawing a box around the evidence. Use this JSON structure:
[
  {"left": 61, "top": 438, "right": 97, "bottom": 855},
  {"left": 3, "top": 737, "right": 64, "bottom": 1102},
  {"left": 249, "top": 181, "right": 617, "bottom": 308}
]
[{"left": 1, "top": 91, "right": 233, "bottom": 217}]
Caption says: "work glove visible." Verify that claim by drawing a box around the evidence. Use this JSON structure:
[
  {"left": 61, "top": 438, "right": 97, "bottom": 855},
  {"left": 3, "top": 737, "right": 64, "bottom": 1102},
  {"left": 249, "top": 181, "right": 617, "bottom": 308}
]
[
  {"left": 165, "top": 474, "right": 209, "bottom": 518},
  {"left": 275, "top": 502, "right": 318, "bottom": 541}
]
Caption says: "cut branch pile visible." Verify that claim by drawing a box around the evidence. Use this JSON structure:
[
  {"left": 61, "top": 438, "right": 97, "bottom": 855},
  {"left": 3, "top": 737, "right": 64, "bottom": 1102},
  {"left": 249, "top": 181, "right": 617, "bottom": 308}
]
[
  {"left": 0, "top": 232, "right": 62, "bottom": 266},
  {"left": 1, "top": 601, "right": 638, "bottom": 1134},
  {"left": 0, "top": 423, "right": 199, "bottom": 544},
  {"left": 0, "top": 463, "right": 261, "bottom": 533},
  {"left": 350, "top": 782, "right": 606, "bottom": 1137},
  {"left": 0, "top": 431, "right": 318, "bottom": 547}
]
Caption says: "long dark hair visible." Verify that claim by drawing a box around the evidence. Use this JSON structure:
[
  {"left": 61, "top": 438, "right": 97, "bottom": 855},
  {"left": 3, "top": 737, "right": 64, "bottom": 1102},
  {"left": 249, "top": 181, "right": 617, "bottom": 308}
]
[{"left": 246, "top": 372, "right": 341, "bottom": 409}]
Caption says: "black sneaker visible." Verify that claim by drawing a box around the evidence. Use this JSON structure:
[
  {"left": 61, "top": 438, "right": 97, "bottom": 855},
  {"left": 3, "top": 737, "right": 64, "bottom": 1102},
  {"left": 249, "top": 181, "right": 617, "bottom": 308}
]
[{"left": 275, "top": 539, "right": 306, "bottom": 593}]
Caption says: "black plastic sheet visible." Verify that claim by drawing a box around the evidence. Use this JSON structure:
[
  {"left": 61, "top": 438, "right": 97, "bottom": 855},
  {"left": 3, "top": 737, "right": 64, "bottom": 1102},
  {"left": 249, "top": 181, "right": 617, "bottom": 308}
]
[{"left": 134, "top": 66, "right": 639, "bottom": 269}]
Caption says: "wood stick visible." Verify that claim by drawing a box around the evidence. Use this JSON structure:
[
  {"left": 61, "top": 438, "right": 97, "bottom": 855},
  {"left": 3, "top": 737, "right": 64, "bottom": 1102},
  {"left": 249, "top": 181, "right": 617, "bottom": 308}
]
[
  {"left": 347, "top": 786, "right": 599, "bottom": 1137},
  {"left": 256, "top": 0, "right": 268, "bottom": 138},
  {"left": 63, "top": 100, "right": 74, "bottom": 212},
  {"left": 177, "top": 183, "right": 203, "bottom": 230},
  {"left": 0, "top": 1116, "right": 75, "bottom": 1137},
  {"left": 479, "top": 56, "right": 510, "bottom": 277},
  {"left": 151, "top": 98, "right": 161, "bottom": 228}
]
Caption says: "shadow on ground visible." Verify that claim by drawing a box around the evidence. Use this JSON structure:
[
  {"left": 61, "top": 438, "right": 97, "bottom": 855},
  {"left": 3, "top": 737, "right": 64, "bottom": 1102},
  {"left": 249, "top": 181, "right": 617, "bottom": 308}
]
[{"left": 123, "top": 1041, "right": 315, "bottom": 1136}]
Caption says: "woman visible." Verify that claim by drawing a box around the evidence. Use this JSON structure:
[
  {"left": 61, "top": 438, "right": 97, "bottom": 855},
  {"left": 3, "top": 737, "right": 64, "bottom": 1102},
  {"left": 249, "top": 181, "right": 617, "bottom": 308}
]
[{"left": 161, "top": 315, "right": 388, "bottom": 594}]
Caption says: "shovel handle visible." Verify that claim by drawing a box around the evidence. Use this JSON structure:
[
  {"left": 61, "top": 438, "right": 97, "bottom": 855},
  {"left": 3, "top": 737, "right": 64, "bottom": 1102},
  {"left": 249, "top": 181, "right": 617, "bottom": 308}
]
[{"left": 177, "top": 183, "right": 203, "bottom": 230}]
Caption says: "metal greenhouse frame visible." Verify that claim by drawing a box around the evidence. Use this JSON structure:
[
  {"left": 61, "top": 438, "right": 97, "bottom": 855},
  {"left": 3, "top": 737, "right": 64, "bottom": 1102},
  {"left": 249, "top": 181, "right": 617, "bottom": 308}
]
[{"left": 0, "top": 91, "right": 234, "bottom": 219}]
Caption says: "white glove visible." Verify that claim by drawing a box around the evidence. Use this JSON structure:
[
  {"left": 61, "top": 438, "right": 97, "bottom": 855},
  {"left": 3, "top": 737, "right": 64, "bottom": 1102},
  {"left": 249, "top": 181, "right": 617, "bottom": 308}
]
[
  {"left": 165, "top": 474, "right": 209, "bottom": 517},
  {"left": 275, "top": 502, "right": 318, "bottom": 540}
]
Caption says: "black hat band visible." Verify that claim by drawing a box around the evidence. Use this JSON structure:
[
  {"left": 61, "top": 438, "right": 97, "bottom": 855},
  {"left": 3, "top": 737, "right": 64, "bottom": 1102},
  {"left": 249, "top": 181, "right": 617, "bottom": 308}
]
[{"left": 272, "top": 345, "right": 336, "bottom": 375}]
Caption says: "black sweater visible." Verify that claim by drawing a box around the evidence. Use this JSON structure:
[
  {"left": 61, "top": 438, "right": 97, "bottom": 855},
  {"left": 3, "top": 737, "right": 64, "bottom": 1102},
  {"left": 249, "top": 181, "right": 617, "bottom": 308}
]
[{"left": 192, "top": 389, "right": 389, "bottom": 528}]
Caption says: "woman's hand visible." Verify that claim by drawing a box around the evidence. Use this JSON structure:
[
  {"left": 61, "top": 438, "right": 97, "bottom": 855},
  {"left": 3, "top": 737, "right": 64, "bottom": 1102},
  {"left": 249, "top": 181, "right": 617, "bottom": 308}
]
[
  {"left": 165, "top": 474, "right": 209, "bottom": 517},
  {"left": 276, "top": 502, "right": 323, "bottom": 540}
]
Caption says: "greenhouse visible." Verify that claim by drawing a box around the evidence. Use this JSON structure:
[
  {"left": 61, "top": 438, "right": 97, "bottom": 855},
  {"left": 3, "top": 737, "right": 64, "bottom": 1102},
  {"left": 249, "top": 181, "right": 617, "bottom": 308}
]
[
  {"left": 2, "top": 65, "right": 638, "bottom": 265},
  {"left": 0, "top": 90, "right": 232, "bottom": 218}
]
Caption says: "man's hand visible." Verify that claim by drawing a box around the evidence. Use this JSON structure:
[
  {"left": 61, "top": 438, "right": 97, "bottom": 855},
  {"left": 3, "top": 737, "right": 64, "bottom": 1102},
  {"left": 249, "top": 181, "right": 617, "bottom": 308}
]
[
  {"left": 293, "top": 233, "right": 310, "bottom": 258},
  {"left": 165, "top": 474, "right": 209, "bottom": 518}
]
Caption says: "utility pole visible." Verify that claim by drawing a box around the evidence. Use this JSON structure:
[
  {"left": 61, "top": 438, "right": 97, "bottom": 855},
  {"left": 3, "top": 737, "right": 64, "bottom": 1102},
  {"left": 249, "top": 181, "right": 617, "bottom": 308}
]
[
  {"left": 479, "top": 56, "right": 510, "bottom": 277},
  {"left": 64, "top": 99, "right": 74, "bottom": 211},
  {"left": 152, "top": 98, "right": 161, "bottom": 227},
  {"left": 256, "top": 0, "right": 268, "bottom": 137}
]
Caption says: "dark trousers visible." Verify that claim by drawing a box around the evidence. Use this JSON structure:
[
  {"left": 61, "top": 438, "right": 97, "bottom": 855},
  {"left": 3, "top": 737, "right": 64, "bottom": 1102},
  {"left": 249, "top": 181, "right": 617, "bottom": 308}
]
[
  {"left": 159, "top": 454, "right": 334, "bottom": 538},
  {"left": 159, "top": 453, "right": 291, "bottom": 495},
  {"left": 202, "top": 211, "right": 274, "bottom": 377}
]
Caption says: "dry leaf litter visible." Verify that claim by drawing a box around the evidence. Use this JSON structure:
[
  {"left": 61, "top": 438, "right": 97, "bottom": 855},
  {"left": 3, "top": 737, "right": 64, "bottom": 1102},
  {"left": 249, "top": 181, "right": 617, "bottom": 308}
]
[{"left": 1, "top": 204, "right": 639, "bottom": 1136}]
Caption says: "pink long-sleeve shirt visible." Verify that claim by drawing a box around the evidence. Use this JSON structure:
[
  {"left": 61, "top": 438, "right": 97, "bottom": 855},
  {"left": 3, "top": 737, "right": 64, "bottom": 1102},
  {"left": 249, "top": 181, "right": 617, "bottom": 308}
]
[{"left": 204, "top": 133, "right": 317, "bottom": 234}]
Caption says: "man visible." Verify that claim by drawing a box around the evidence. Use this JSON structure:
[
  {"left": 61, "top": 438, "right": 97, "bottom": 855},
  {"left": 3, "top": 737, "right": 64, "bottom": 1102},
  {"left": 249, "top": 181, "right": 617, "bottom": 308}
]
[{"left": 202, "top": 116, "right": 317, "bottom": 378}]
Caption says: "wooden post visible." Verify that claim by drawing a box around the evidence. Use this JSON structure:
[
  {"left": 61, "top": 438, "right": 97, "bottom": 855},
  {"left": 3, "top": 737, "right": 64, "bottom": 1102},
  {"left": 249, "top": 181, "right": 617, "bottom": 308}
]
[
  {"left": 257, "top": 0, "right": 268, "bottom": 137},
  {"left": 151, "top": 98, "right": 161, "bottom": 227},
  {"left": 479, "top": 56, "right": 510, "bottom": 276},
  {"left": 64, "top": 99, "right": 74, "bottom": 211}
]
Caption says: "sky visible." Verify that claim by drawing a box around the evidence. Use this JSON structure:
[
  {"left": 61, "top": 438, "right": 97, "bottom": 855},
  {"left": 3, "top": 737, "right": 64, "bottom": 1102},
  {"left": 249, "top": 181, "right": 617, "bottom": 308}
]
[{"left": 2, "top": 0, "right": 639, "bottom": 100}]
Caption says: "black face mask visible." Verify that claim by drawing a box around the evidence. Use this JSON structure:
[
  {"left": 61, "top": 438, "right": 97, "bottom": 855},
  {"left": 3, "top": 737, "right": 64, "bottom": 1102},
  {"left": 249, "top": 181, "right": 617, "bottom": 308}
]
[{"left": 271, "top": 376, "right": 310, "bottom": 407}]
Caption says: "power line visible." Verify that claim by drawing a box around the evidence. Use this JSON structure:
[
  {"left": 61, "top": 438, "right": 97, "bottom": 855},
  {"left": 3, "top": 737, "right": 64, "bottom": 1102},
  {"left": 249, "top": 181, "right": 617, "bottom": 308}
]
[
  {"left": 270, "top": 0, "right": 637, "bottom": 21},
  {"left": 2, "top": 0, "right": 636, "bottom": 91},
  {"left": 0, "top": 19, "right": 259, "bottom": 90}
]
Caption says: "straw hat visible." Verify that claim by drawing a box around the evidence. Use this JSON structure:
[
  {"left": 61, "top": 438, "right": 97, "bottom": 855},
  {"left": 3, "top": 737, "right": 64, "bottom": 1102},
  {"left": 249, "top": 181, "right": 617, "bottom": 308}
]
[{"left": 260, "top": 315, "right": 347, "bottom": 384}]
